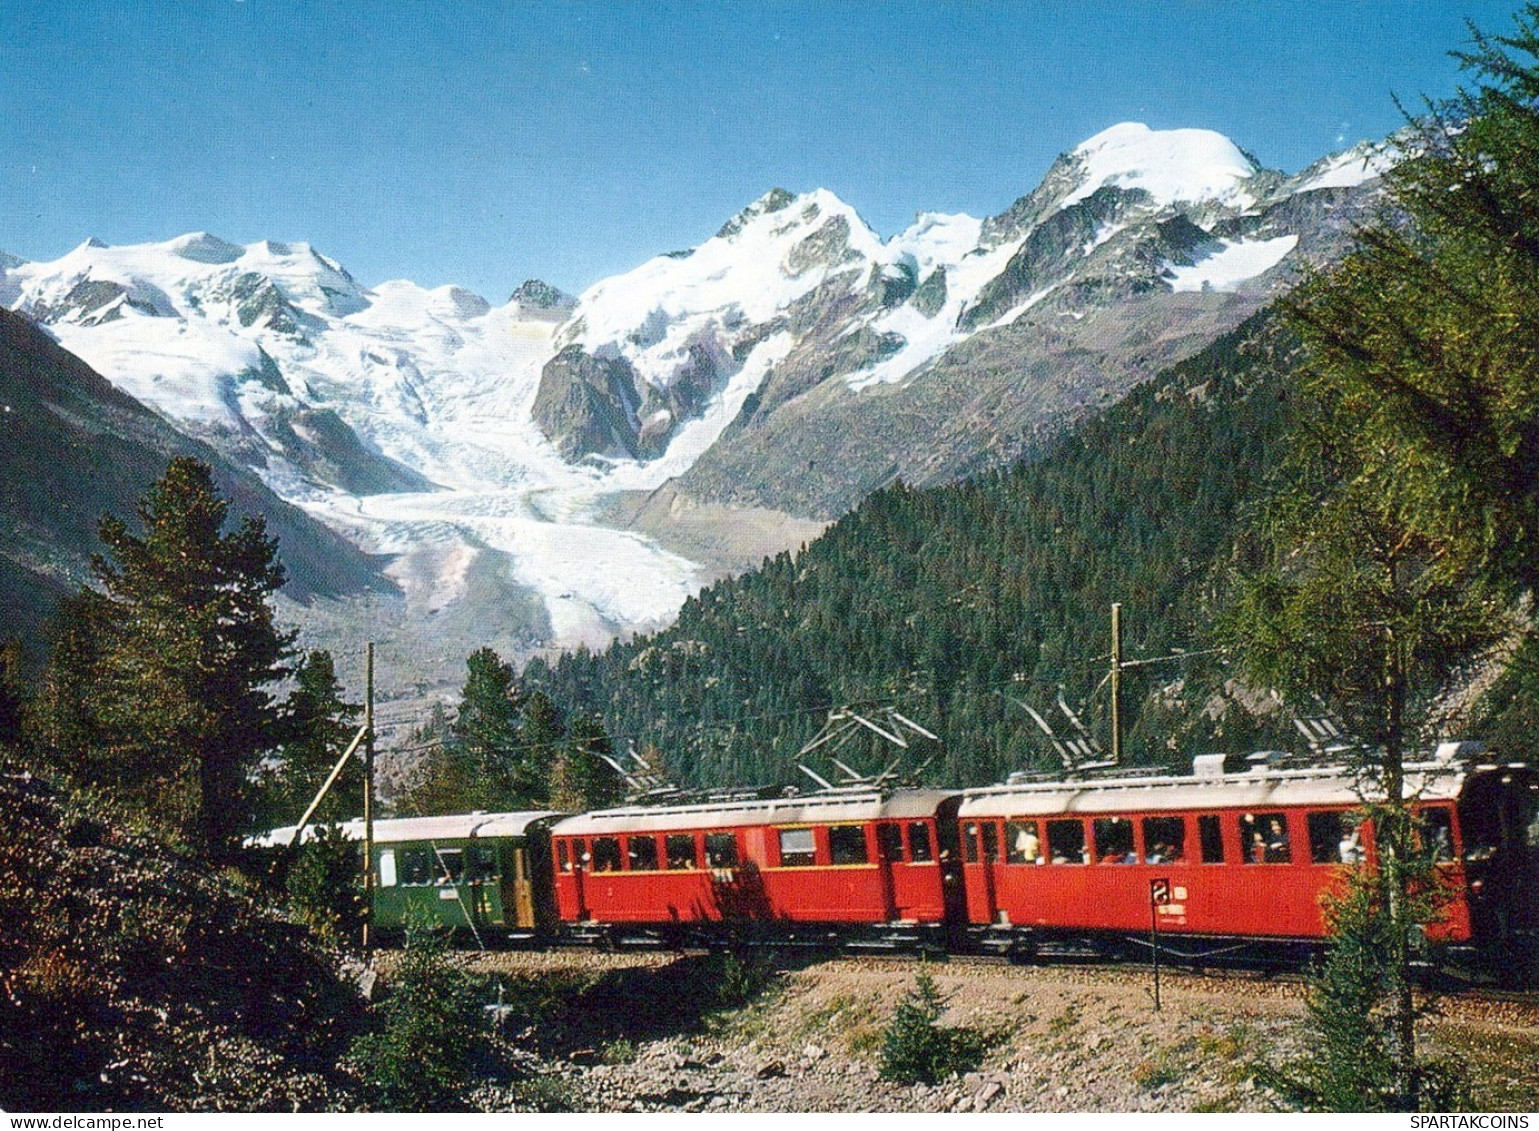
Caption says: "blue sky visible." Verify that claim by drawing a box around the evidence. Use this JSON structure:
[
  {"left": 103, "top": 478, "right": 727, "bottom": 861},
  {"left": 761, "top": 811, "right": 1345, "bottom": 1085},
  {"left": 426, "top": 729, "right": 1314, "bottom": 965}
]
[{"left": 0, "top": 1, "right": 1524, "bottom": 300}]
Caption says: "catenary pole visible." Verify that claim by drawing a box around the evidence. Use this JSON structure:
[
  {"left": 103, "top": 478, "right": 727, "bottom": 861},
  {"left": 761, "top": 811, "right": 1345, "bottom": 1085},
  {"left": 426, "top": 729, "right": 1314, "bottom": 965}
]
[{"left": 363, "top": 642, "right": 375, "bottom": 952}]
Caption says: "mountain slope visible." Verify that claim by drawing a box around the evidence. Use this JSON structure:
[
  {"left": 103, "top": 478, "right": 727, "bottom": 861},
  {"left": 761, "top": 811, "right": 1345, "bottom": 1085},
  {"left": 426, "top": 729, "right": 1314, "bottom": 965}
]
[
  {"left": 522, "top": 309, "right": 1303, "bottom": 790},
  {"left": 0, "top": 307, "right": 388, "bottom": 658}
]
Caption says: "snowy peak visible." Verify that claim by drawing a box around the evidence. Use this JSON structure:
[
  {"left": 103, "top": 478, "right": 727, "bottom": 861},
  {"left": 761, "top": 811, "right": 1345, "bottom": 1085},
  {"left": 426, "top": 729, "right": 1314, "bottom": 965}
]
[
  {"left": 532, "top": 120, "right": 1393, "bottom": 469},
  {"left": 1058, "top": 122, "right": 1261, "bottom": 211},
  {"left": 169, "top": 232, "right": 245, "bottom": 264},
  {"left": 557, "top": 186, "right": 883, "bottom": 377}
]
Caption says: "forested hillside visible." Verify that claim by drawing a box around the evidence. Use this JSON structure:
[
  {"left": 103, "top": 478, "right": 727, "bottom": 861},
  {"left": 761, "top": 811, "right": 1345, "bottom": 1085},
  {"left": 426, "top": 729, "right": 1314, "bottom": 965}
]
[{"left": 523, "top": 309, "right": 1303, "bottom": 790}]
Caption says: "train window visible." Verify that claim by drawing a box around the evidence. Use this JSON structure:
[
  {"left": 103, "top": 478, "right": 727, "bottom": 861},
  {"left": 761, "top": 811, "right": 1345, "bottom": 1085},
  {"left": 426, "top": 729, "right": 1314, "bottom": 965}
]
[
  {"left": 877, "top": 823, "right": 904, "bottom": 863},
  {"left": 1307, "top": 812, "right": 1356, "bottom": 864},
  {"left": 962, "top": 824, "right": 980, "bottom": 863},
  {"left": 1240, "top": 813, "right": 1292, "bottom": 864},
  {"left": 705, "top": 833, "right": 739, "bottom": 869},
  {"left": 779, "top": 827, "right": 816, "bottom": 867},
  {"left": 666, "top": 834, "right": 698, "bottom": 870},
  {"left": 980, "top": 822, "right": 1000, "bottom": 863},
  {"left": 401, "top": 847, "right": 433, "bottom": 886},
  {"left": 1094, "top": 817, "right": 1136, "bottom": 864},
  {"left": 1198, "top": 815, "right": 1225, "bottom": 864},
  {"left": 378, "top": 848, "right": 397, "bottom": 887},
  {"left": 628, "top": 835, "right": 659, "bottom": 871},
  {"left": 1416, "top": 807, "right": 1455, "bottom": 863},
  {"left": 592, "top": 837, "right": 622, "bottom": 872},
  {"left": 558, "top": 840, "right": 572, "bottom": 873},
  {"left": 465, "top": 844, "right": 497, "bottom": 883},
  {"left": 1006, "top": 820, "right": 1041, "bottom": 864},
  {"left": 434, "top": 848, "right": 465, "bottom": 884},
  {"left": 830, "top": 825, "right": 869, "bottom": 866},
  {"left": 1047, "top": 819, "right": 1086, "bottom": 864},
  {"left": 908, "top": 822, "right": 935, "bottom": 862},
  {"left": 1142, "top": 817, "right": 1185, "bottom": 863}
]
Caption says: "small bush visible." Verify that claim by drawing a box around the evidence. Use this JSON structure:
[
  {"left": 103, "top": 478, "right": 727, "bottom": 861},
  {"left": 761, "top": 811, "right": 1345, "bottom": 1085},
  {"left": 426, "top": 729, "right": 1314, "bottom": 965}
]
[
  {"left": 350, "top": 917, "right": 487, "bottom": 1110},
  {"left": 284, "top": 824, "right": 363, "bottom": 946},
  {"left": 878, "top": 972, "right": 991, "bottom": 1085},
  {"left": 712, "top": 948, "right": 776, "bottom": 1009}
]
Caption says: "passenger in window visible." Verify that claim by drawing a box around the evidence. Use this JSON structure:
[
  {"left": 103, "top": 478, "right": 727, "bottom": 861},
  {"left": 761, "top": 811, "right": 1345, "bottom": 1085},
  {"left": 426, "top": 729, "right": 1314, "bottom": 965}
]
[
  {"left": 1266, "top": 819, "right": 1291, "bottom": 862},
  {"left": 1249, "top": 832, "right": 1267, "bottom": 864},
  {"left": 1339, "top": 828, "right": 1363, "bottom": 865},
  {"left": 1146, "top": 842, "right": 1167, "bottom": 864},
  {"left": 1014, "top": 824, "right": 1040, "bottom": 864}
]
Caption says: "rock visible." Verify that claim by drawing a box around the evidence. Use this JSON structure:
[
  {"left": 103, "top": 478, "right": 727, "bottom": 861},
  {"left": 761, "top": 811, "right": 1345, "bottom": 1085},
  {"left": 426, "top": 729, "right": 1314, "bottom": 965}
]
[
  {"left": 756, "top": 1060, "right": 788, "bottom": 1079},
  {"left": 802, "top": 1043, "right": 826, "bottom": 1061},
  {"left": 975, "top": 1080, "right": 1004, "bottom": 1109}
]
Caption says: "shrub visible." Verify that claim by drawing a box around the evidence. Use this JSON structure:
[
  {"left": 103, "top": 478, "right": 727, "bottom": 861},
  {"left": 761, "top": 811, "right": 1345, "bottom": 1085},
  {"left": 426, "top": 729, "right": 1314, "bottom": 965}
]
[
  {"left": 284, "top": 824, "right": 363, "bottom": 947},
  {"left": 711, "top": 948, "right": 776, "bottom": 1009},
  {"left": 878, "top": 972, "right": 991, "bottom": 1085},
  {"left": 350, "top": 916, "right": 486, "bottom": 1110}
]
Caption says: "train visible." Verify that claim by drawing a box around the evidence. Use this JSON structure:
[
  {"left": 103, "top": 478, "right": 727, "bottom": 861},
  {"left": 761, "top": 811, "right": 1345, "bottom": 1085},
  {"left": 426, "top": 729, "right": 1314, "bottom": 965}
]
[{"left": 253, "top": 742, "right": 1539, "bottom": 976}]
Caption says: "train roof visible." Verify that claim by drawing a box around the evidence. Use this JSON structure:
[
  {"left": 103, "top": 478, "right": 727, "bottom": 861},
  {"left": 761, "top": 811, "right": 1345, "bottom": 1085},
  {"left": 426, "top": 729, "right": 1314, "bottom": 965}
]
[
  {"left": 249, "top": 810, "right": 562, "bottom": 849},
  {"left": 955, "top": 759, "right": 1496, "bottom": 819},
  {"left": 550, "top": 788, "right": 957, "bottom": 837}
]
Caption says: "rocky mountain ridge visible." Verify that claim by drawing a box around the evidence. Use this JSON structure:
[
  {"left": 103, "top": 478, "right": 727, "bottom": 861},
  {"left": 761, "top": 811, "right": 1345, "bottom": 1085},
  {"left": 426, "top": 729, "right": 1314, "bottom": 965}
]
[{"left": 538, "top": 123, "right": 1390, "bottom": 516}]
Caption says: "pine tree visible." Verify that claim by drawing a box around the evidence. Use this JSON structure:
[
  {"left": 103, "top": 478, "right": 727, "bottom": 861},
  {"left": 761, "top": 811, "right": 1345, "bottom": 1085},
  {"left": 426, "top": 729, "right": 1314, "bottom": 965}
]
[
  {"left": 256, "top": 650, "right": 361, "bottom": 829},
  {"left": 1227, "top": 8, "right": 1539, "bottom": 1108},
  {"left": 0, "top": 642, "right": 24, "bottom": 750},
  {"left": 1284, "top": 5, "right": 1539, "bottom": 594},
  {"left": 452, "top": 647, "right": 523, "bottom": 807},
  {"left": 349, "top": 917, "right": 483, "bottom": 1110},
  {"left": 550, "top": 714, "right": 623, "bottom": 812},
  {"left": 32, "top": 458, "right": 291, "bottom": 857},
  {"left": 516, "top": 690, "right": 563, "bottom": 805}
]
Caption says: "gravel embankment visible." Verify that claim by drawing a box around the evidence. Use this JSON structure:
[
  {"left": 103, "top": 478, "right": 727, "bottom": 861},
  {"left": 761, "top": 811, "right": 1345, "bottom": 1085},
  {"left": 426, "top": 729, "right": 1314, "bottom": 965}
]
[{"left": 461, "top": 952, "right": 1539, "bottom": 1113}]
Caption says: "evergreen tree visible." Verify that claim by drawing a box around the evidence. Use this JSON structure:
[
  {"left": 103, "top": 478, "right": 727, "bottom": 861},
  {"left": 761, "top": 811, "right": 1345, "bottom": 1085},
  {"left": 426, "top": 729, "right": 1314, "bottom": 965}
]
[
  {"left": 1227, "top": 9, "right": 1539, "bottom": 1108},
  {"left": 1284, "top": 5, "right": 1539, "bottom": 594},
  {"left": 550, "top": 714, "right": 623, "bottom": 812},
  {"left": 349, "top": 917, "right": 484, "bottom": 1110},
  {"left": 516, "top": 690, "right": 563, "bottom": 805},
  {"left": 451, "top": 647, "right": 524, "bottom": 806},
  {"left": 256, "top": 650, "right": 362, "bottom": 829},
  {"left": 395, "top": 703, "right": 469, "bottom": 818},
  {"left": 32, "top": 459, "right": 291, "bottom": 856}
]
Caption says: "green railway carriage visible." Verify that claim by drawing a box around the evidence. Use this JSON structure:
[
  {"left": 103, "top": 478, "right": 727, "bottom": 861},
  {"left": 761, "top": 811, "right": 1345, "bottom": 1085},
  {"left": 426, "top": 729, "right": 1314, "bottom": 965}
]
[{"left": 257, "top": 811, "right": 562, "bottom": 938}]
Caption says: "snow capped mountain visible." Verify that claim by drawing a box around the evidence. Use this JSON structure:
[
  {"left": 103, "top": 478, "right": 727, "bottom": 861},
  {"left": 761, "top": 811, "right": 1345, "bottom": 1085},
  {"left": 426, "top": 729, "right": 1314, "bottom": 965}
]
[
  {"left": 1055, "top": 122, "right": 1262, "bottom": 211},
  {"left": 0, "top": 233, "right": 712, "bottom": 689},
  {"left": 537, "top": 123, "right": 1388, "bottom": 517},
  {"left": 1, "top": 121, "right": 1392, "bottom": 692}
]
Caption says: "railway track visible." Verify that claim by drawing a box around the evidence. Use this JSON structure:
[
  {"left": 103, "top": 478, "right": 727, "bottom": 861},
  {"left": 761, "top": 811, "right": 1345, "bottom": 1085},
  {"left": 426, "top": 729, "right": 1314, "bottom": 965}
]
[{"left": 452, "top": 943, "right": 1539, "bottom": 1016}]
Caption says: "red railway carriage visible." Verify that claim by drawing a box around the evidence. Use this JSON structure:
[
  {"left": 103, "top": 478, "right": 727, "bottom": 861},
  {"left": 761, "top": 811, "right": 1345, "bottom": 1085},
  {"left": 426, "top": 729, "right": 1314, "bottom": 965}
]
[
  {"left": 954, "top": 750, "right": 1539, "bottom": 962},
  {"left": 548, "top": 789, "right": 963, "bottom": 947}
]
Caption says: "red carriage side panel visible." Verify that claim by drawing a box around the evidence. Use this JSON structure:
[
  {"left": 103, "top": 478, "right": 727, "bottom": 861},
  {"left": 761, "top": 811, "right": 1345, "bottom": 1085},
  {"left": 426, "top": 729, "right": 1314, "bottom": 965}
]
[
  {"left": 547, "top": 791, "right": 957, "bottom": 933},
  {"left": 955, "top": 761, "right": 1488, "bottom": 947}
]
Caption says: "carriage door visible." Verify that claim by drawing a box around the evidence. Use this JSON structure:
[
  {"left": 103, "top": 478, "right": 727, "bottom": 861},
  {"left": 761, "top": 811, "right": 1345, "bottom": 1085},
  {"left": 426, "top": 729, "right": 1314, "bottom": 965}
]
[
  {"left": 876, "top": 823, "right": 902, "bottom": 921},
  {"left": 571, "top": 838, "right": 590, "bottom": 921},
  {"left": 509, "top": 845, "right": 537, "bottom": 929},
  {"left": 935, "top": 799, "right": 968, "bottom": 938},
  {"left": 958, "top": 820, "right": 995, "bottom": 924}
]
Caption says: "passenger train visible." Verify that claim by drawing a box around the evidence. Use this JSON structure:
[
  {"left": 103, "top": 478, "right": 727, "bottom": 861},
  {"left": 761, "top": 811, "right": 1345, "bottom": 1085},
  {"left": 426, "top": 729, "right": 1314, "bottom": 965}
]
[{"left": 255, "top": 743, "right": 1539, "bottom": 976}]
